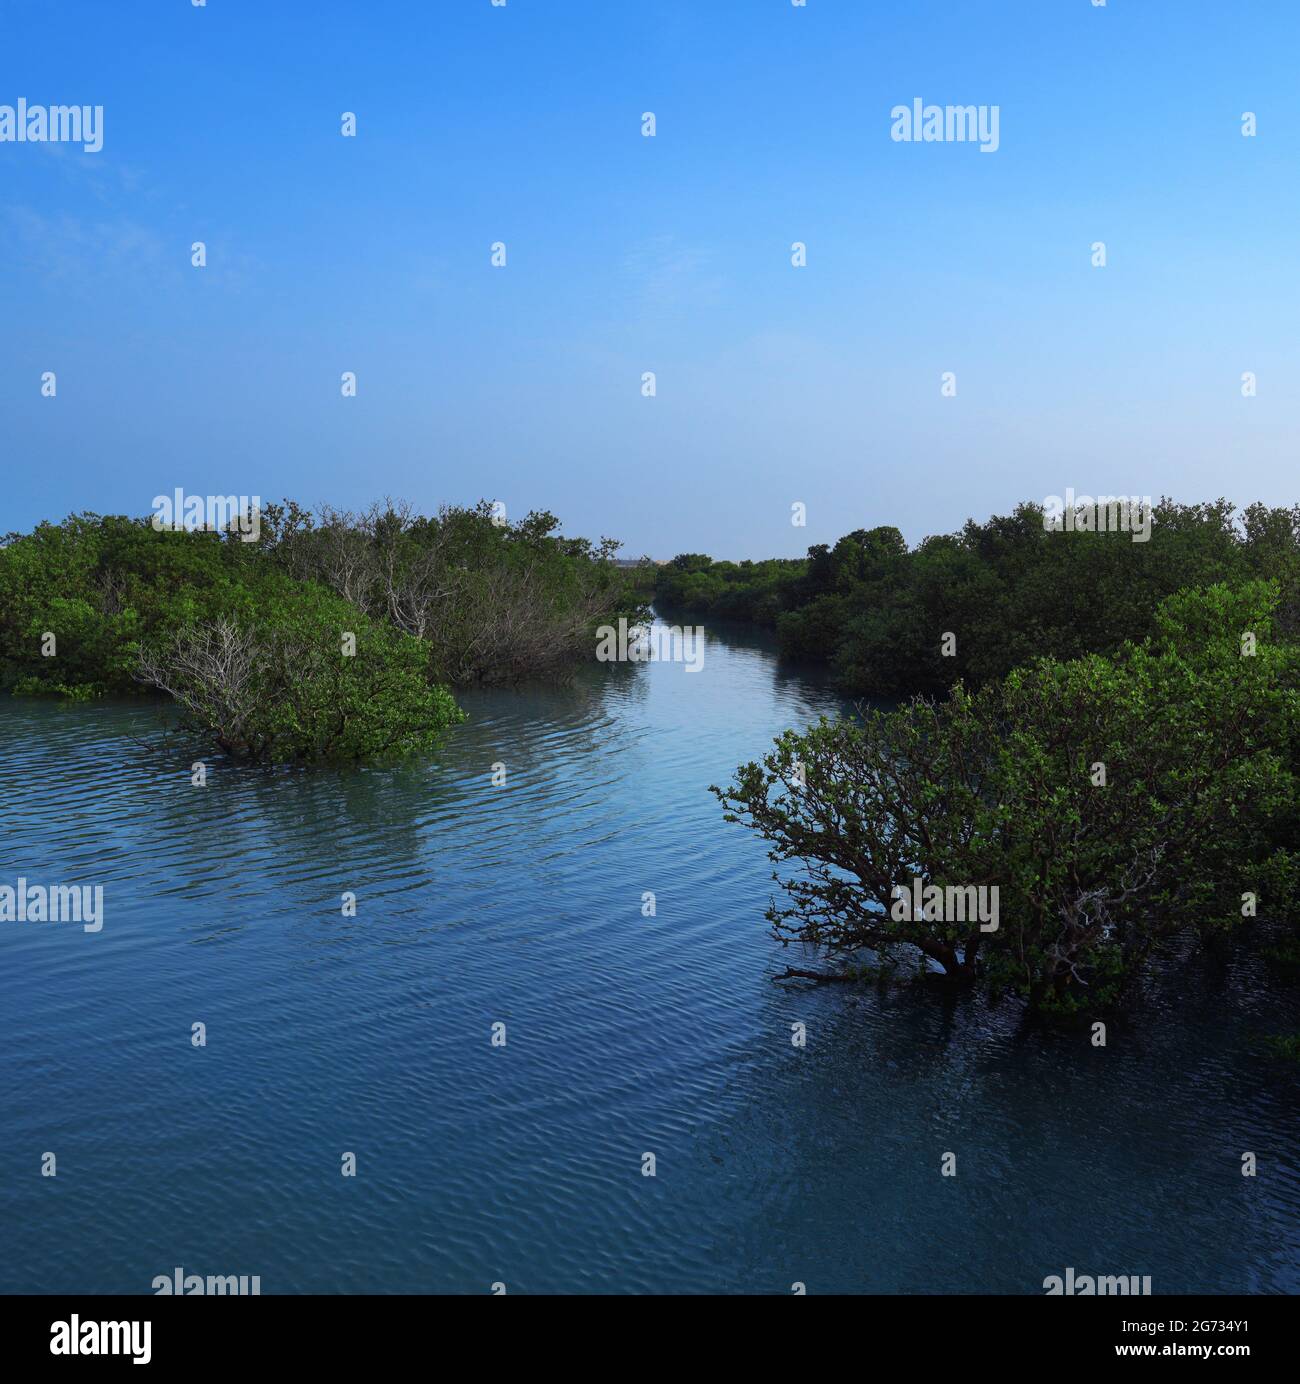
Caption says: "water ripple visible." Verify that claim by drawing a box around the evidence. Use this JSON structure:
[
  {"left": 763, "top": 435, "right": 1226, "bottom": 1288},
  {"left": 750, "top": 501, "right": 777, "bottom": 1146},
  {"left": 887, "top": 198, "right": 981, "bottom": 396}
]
[{"left": 0, "top": 623, "right": 1297, "bottom": 1293}]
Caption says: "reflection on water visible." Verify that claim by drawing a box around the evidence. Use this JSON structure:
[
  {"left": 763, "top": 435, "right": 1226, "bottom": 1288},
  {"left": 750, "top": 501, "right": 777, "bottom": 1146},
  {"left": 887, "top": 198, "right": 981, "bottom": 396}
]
[{"left": 0, "top": 622, "right": 1296, "bottom": 1293}]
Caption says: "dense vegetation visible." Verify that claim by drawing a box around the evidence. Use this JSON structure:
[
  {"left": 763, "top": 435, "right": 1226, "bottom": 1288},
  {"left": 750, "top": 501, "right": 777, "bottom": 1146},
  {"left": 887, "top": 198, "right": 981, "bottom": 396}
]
[
  {"left": 7, "top": 493, "right": 1298, "bottom": 1018},
  {"left": 660, "top": 500, "right": 1300, "bottom": 697},
  {"left": 259, "top": 499, "right": 643, "bottom": 686},
  {"left": 716, "top": 581, "right": 1300, "bottom": 1013},
  {"left": 0, "top": 501, "right": 645, "bottom": 762},
  {"left": 704, "top": 499, "right": 1300, "bottom": 1014}
]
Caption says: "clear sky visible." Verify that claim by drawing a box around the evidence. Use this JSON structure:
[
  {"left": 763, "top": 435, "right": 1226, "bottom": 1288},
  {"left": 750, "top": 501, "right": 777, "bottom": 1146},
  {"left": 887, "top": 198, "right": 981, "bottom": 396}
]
[{"left": 3, "top": 0, "right": 1299, "bottom": 559}]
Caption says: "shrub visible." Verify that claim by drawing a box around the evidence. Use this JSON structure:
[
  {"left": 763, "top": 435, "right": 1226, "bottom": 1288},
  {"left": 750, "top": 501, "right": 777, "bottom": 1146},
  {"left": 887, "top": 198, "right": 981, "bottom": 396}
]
[
  {"left": 135, "top": 593, "right": 464, "bottom": 763},
  {"left": 714, "top": 582, "right": 1300, "bottom": 1012}
]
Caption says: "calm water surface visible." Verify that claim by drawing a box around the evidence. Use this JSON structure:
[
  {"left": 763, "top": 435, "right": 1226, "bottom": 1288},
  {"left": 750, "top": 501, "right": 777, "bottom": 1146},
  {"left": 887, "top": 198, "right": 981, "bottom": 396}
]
[{"left": 1, "top": 622, "right": 1297, "bottom": 1293}]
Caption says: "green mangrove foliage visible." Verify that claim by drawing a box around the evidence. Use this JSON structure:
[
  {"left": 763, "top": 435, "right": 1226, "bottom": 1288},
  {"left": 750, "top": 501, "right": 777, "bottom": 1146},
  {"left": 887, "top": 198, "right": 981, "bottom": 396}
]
[
  {"left": 714, "top": 582, "right": 1300, "bottom": 1012},
  {"left": 654, "top": 551, "right": 806, "bottom": 626},
  {"left": 0, "top": 501, "right": 643, "bottom": 762},
  {"left": 258, "top": 499, "right": 648, "bottom": 686},
  {"left": 135, "top": 599, "right": 464, "bottom": 764},
  {"left": 660, "top": 501, "right": 1300, "bottom": 697}
]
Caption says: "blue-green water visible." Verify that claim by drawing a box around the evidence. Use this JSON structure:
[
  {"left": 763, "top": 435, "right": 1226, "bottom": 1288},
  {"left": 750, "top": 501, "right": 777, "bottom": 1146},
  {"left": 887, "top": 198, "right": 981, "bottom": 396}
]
[{"left": 1, "top": 622, "right": 1297, "bottom": 1294}]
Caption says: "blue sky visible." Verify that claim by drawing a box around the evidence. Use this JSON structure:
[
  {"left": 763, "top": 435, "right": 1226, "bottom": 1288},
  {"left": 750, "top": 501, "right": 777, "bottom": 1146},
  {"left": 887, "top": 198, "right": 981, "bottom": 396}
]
[{"left": 3, "top": 0, "right": 1299, "bottom": 559}]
